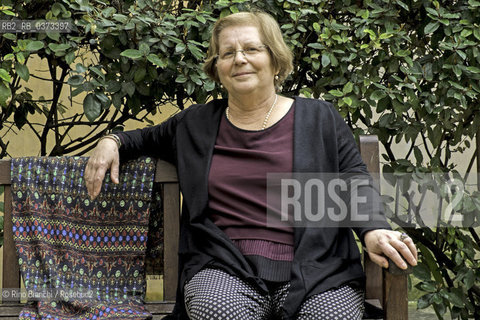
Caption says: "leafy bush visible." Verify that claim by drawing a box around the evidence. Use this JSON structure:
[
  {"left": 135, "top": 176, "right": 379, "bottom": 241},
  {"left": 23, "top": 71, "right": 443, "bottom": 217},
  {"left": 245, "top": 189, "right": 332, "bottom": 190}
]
[{"left": 0, "top": 0, "right": 479, "bottom": 318}]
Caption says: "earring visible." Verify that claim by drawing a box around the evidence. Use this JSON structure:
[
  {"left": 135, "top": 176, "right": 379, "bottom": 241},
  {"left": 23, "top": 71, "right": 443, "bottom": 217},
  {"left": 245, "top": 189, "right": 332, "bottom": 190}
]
[{"left": 275, "top": 75, "right": 279, "bottom": 81}]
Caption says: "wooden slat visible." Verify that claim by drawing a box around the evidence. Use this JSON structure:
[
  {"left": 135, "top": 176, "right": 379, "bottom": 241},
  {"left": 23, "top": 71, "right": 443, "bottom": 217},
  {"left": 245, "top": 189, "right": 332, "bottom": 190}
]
[
  {"left": 155, "top": 160, "right": 178, "bottom": 183},
  {"left": 0, "top": 304, "right": 23, "bottom": 317},
  {"left": 358, "top": 135, "right": 381, "bottom": 189},
  {"left": 358, "top": 135, "right": 384, "bottom": 307},
  {"left": 145, "top": 301, "right": 175, "bottom": 314},
  {"left": 384, "top": 272, "right": 409, "bottom": 320},
  {"left": 162, "top": 183, "right": 180, "bottom": 301},
  {"left": 0, "top": 160, "right": 10, "bottom": 184},
  {"left": 364, "top": 254, "right": 384, "bottom": 307},
  {"left": 359, "top": 135, "right": 410, "bottom": 320},
  {"left": 0, "top": 302, "right": 174, "bottom": 318},
  {"left": 365, "top": 299, "right": 382, "bottom": 309},
  {"left": 2, "top": 184, "right": 20, "bottom": 304}
]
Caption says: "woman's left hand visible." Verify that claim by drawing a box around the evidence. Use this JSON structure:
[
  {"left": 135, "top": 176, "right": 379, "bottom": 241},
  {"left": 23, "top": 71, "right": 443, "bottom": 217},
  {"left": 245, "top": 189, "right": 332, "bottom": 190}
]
[{"left": 363, "top": 229, "right": 417, "bottom": 270}]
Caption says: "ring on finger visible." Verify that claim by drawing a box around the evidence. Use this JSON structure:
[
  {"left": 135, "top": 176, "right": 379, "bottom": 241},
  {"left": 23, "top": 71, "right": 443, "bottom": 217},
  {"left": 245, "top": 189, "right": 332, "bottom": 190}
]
[{"left": 399, "top": 232, "right": 409, "bottom": 242}]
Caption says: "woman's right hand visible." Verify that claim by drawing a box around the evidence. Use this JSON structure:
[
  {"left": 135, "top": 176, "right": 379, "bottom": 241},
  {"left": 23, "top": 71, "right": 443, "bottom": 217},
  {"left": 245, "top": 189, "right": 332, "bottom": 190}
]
[{"left": 85, "top": 138, "right": 120, "bottom": 199}]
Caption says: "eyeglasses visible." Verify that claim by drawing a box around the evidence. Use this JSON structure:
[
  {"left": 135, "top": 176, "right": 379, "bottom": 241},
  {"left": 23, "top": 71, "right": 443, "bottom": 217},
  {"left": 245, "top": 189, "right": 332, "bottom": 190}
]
[{"left": 215, "top": 45, "right": 268, "bottom": 62}]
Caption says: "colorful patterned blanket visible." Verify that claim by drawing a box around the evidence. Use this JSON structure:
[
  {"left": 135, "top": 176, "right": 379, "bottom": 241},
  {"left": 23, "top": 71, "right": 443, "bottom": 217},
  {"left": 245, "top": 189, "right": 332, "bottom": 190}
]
[{"left": 11, "top": 156, "right": 156, "bottom": 319}]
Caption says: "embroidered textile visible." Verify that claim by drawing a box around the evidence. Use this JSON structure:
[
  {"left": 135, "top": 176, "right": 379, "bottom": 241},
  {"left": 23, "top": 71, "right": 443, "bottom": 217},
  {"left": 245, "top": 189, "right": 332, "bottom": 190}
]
[{"left": 11, "top": 156, "right": 156, "bottom": 319}]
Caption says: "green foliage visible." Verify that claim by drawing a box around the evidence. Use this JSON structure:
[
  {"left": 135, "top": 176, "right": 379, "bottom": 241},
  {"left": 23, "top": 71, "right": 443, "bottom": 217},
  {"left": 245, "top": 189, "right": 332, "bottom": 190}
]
[
  {"left": 0, "top": 0, "right": 480, "bottom": 317},
  {"left": 0, "top": 0, "right": 220, "bottom": 156}
]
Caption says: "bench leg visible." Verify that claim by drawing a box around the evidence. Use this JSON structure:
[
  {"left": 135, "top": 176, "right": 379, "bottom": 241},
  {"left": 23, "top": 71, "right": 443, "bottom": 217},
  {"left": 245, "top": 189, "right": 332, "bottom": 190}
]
[{"left": 383, "top": 271, "right": 409, "bottom": 319}]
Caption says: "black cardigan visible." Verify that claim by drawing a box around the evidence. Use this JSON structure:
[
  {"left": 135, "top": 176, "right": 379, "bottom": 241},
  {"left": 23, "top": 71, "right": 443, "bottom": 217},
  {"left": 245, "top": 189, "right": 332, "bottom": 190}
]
[{"left": 118, "top": 96, "right": 391, "bottom": 319}]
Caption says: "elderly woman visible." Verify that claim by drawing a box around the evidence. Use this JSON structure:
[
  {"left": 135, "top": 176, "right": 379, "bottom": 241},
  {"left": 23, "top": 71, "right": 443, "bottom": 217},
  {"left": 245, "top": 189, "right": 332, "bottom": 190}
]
[{"left": 86, "top": 11, "right": 417, "bottom": 320}]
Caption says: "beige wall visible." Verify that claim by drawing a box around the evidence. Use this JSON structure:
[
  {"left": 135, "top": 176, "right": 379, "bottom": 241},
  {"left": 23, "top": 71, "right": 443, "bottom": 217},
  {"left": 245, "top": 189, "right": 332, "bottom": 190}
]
[{"left": 2, "top": 55, "right": 179, "bottom": 158}]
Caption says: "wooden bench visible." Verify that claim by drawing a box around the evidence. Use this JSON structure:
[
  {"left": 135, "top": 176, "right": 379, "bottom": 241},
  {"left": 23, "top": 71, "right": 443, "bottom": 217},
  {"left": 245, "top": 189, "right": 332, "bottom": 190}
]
[
  {"left": 359, "top": 135, "right": 411, "bottom": 320},
  {"left": 0, "top": 135, "right": 409, "bottom": 319}
]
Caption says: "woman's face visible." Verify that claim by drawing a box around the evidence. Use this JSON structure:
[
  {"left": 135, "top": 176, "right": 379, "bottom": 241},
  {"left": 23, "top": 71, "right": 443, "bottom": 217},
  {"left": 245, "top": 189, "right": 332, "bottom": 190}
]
[{"left": 215, "top": 25, "right": 277, "bottom": 97}]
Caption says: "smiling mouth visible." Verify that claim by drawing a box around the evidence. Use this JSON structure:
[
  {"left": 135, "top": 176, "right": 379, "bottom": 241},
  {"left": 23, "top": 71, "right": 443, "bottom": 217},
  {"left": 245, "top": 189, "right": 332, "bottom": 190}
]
[{"left": 233, "top": 72, "right": 254, "bottom": 77}]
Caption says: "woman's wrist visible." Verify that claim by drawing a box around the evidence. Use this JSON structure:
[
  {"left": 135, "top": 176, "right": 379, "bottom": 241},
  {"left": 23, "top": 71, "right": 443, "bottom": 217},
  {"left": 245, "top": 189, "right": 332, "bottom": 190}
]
[{"left": 97, "top": 134, "right": 122, "bottom": 149}]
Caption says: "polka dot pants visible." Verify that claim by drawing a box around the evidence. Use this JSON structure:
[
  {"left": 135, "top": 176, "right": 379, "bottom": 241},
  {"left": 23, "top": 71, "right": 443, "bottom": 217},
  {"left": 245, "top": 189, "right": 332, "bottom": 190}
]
[{"left": 184, "top": 268, "right": 364, "bottom": 320}]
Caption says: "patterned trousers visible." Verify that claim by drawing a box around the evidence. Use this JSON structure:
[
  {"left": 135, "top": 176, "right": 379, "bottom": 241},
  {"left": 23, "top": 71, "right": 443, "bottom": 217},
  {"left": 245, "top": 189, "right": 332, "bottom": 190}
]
[{"left": 184, "top": 268, "right": 364, "bottom": 320}]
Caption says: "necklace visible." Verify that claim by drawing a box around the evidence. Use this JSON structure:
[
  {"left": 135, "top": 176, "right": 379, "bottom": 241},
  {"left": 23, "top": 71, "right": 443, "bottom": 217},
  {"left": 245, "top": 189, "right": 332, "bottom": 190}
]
[{"left": 226, "top": 94, "right": 278, "bottom": 130}]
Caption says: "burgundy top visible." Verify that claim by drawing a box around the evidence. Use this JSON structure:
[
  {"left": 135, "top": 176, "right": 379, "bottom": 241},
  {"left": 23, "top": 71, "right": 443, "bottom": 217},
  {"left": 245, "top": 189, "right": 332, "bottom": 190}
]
[{"left": 208, "top": 102, "right": 295, "bottom": 281}]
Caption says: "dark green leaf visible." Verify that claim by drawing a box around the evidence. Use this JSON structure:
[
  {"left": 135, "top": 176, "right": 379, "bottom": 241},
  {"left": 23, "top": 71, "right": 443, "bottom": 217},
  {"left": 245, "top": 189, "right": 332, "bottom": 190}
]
[
  {"left": 468, "top": 0, "right": 480, "bottom": 6},
  {"left": 417, "top": 294, "right": 432, "bottom": 309},
  {"left": 444, "top": 291, "right": 464, "bottom": 307},
  {"left": 175, "top": 43, "right": 186, "bottom": 54},
  {"left": 71, "top": 87, "right": 84, "bottom": 97},
  {"left": 90, "top": 66, "right": 105, "bottom": 80},
  {"left": 65, "top": 51, "right": 75, "bottom": 64},
  {"left": 396, "top": 49, "right": 410, "bottom": 57},
  {"left": 425, "top": 8, "right": 439, "bottom": 16},
  {"left": 370, "top": 90, "right": 387, "bottom": 101},
  {"left": 134, "top": 68, "right": 146, "bottom": 83},
  {"left": 112, "top": 93, "right": 122, "bottom": 109},
  {"left": 147, "top": 54, "right": 167, "bottom": 68},
  {"left": 197, "top": 15, "right": 206, "bottom": 24},
  {"left": 413, "top": 263, "right": 432, "bottom": 281},
  {"left": 329, "top": 89, "right": 343, "bottom": 97},
  {"left": 121, "top": 82, "right": 135, "bottom": 97},
  {"left": 25, "top": 41, "right": 44, "bottom": 51},
  {"left": 463, "top": 269, "right": 475, "bottom": 290},
  {"left": 3, "top": 33, "right": 16, "bottom": 40},
  {"left": 46, "top": 31, "right": 60, "bottom": 41},
  {"left": 433, "top": 301, "right": 446, "bottom": 317},
  {"left": 0, "top": 68, "right": 11, "bottom": 82},
  {"left": 15, "top": 62, "right": 29, "bottom": 81},
  {"left": 95, "top": 92, "right": 110, "bottom": 107},
  {"left": 204, "top": 80, "right": 216, "bottom": 92},
  {"left": 187, "top": 43, "right": 204, "bottom": 61},
  {"left": 420, "top": 281, "right": 436, "bottom": 293},
  {"left": 308, "top": 43, "right": 324, "bottom": 49},
  {"left": 106, "top": 80, "right": 121, "bottom": 93},
  {"left": 0, "top": 82, "right": 12, "bottom": 107},
  {"left": 76, "top": 64, "right": 87, "bottom": 73},
  {"left": 139, "top": 42, "right": 150, "bottom": 55},
  {"left": 412, "top": 146, "right": 423, "bottom": 164},
  {"left": 83, "top": 93, "right": 101, "bottom": 122},
  {"left": 432, "top": 293, "right": 443, "bottom": 305},
  {"left": 51, "top": 3, "right": 66, "bottom": 16},
  {"left": 466, "top": 66, "right": 480, "bottom": 73},
  {"left": 120, "top": 49, "right": 143, "bottom": 59},
  {"left": 343, "top": 82, "right": 353, "bottom": 94},
  {"left": 424, "top": 22, "right": 440, "bottom": 34},
  {"left": 343, "top": 97, "right": 353, "bottom": 106},
  {"left": 176, "top": 74, "right": 187, "bottom": 83},
  {"left": 48, "top": 43, "right": 70, "bottom": 52},
  {"left": 321, "top": 54, "right": 330, "bottom": 67},
  {"left": 395, "top": 0, "right": 409, "bottom": 11},
  {"left": 68, "top": 75, "right": 84, "bottom": 86},
  {"left": 186, "top": 81, "right": 195, "bottom": 95}
]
